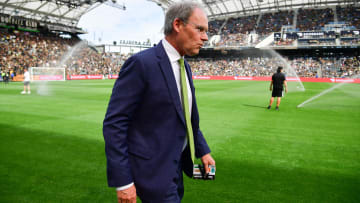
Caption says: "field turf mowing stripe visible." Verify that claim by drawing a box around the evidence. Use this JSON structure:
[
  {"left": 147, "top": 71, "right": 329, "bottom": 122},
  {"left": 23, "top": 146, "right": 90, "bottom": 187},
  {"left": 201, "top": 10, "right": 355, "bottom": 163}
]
[{"left": 1, "top": 80, "right": 359, "bottom": 202}]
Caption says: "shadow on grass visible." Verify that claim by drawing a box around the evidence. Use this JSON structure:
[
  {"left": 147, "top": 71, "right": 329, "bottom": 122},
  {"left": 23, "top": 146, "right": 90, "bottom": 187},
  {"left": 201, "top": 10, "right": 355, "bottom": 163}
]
[
  {"left": 242, "top": 104, "right": 267, "bottom": 109},
  {"left": 183, "top": 159, "right": 360, "bottom": 203},
  {"left": 1, "top": 124, "right": 359, "bottom": 203},
  {"left": 0, "top": 124, "right": 114, "bottom": 203}
]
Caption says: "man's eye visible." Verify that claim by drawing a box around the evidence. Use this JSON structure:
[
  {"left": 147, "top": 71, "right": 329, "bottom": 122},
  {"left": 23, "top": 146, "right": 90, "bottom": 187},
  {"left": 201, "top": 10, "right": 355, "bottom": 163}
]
[{"left": 197, "top": 27, "right": 205, "bottom": 33}]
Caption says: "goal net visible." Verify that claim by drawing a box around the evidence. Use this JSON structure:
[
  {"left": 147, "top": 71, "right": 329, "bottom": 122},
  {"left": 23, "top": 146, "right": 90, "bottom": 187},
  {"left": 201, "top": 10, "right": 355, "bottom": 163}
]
[{"left": 30, "top": 67, "right": 66, "bottom": 81}]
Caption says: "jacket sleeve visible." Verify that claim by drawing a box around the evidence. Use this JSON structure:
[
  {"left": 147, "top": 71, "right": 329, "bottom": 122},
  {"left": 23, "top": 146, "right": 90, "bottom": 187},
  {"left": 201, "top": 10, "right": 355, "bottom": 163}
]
[
  {"left": 103, "top": 55, "right": 146, "bottom": 187},
  {"left": 194, "top": 128, "right": 211, "bottom": 158}
]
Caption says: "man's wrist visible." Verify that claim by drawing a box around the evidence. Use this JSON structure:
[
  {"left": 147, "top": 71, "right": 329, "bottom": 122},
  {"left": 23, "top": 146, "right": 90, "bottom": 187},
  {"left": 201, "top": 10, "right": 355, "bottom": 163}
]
[{"left": 116, "top": 182, "right": 134, "bottom": 191}]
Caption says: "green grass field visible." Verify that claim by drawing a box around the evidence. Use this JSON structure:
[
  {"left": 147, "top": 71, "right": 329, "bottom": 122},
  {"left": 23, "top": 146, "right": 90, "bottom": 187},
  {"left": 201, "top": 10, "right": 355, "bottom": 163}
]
[{"left": 1, "top": 80, "right": 359, "bottom": 202}]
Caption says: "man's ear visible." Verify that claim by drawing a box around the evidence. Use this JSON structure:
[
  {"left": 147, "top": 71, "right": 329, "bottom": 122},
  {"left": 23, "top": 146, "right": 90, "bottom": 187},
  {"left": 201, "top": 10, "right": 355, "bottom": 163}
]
[{"left": 172, "top": 18, "right": 182, "bottom": 33}]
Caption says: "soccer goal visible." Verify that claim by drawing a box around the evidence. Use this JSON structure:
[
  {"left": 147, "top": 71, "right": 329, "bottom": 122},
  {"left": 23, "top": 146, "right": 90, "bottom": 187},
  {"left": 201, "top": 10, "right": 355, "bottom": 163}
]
[{"left": 30, "top": 67, "right": 66, "bottom": 81}]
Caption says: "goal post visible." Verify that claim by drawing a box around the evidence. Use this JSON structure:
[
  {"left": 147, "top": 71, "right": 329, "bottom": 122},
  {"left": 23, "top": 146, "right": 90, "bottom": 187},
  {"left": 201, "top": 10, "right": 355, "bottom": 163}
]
[{"left": 29, "top": 67, "right": 66, "bottom": 81}]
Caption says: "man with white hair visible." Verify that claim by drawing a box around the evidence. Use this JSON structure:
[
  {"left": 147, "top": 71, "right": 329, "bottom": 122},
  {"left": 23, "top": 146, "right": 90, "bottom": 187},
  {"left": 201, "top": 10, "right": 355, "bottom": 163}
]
[{"left": 103, "top": 1, "right": 215, "bottom": 203}]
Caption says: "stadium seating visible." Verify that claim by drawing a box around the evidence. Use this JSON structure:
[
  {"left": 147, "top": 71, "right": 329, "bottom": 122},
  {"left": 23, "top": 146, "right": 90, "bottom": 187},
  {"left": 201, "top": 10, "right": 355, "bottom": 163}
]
[
  {"left": 256, "top": 11, "right": 294, "bottom": 35},
  {"left": 337, "top": 6, "right": 360, "bottom": 29},
  {"left": 188, "top": 57, "right": 359, "bottom": 78},
  {"left": 0, "top": 28, "right": 127, "bottom": 77},
  {"left": 206, "top": 6, "right": 360, "bottom": 48},
  {"left": 1, "top": 6, "right": 359, "bottom": 80},
  {"left": 296, "top": 8, "right": 334, "bottom": 31}
]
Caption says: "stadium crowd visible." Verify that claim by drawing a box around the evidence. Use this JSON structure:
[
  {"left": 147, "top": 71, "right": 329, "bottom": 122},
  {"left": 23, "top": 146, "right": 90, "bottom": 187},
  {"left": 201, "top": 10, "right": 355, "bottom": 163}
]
[
  {"left": 337, "top": 6, "right": 360, "bottom": 28},
  {"left": 296, "top": 8, "right": 334, "bottom": 31},
  {"left": 1, "top": 27, "right": 358, "bottom": 80},
  {"left": 206, "top": 6, "right": 360, "bottom": 47},
  {"left": 256, "top": 10, "right": 293, "bottom": 34},
  {"left": 188, "top": 56, "right": 360, "bottom": 78},
  {"left": 0, "top": 29, "right": 125, "bottom": 77},
  {"left": 64, "top": 45, "right": 126, "bottom": 76},
  {"left": 1, "top": 6, "right": 359, "bottom": 81},
  {"left": 0, "top": 29, "right": 77, "bottom": 75}
]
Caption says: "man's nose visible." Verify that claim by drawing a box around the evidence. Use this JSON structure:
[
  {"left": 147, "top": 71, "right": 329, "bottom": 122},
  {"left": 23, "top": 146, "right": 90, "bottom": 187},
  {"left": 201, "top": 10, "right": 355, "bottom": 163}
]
[{"left": 202, "top": 32, "right": 208, "bottom": 41}]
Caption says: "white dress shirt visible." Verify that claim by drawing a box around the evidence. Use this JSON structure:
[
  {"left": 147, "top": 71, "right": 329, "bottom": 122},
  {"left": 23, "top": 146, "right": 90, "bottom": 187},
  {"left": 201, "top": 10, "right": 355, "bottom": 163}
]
[
  {"left": 162, "top": 38, "right": 193, "bottom": 113},
  {"left": 117, "top": 39, "right": 192, "bottom": 191}
]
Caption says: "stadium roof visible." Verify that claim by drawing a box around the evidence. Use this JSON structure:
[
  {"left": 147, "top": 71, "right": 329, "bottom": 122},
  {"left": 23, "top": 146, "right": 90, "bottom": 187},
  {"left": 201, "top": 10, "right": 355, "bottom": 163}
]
[
  {"left": 149, "top": 0, "right": 359, "bottom": 19},
  {"left": 0, "top": 0, "right": 125, "bottom": 32},
  {"left": 1, "top": 0, "right": 358, "bottom": 33}
]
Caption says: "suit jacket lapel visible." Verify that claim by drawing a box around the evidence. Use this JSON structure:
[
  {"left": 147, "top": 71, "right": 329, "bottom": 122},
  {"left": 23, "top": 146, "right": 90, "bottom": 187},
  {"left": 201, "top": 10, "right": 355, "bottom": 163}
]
[{"left": 156, "top": 42, "right": 186, "bottom": 126}]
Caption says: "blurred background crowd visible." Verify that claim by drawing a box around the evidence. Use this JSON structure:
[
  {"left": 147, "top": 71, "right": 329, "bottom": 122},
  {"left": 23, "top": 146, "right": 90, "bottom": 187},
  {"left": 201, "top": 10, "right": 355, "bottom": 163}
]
[{"left": 1, "top": 5, "right": 359, "bottom": 80}]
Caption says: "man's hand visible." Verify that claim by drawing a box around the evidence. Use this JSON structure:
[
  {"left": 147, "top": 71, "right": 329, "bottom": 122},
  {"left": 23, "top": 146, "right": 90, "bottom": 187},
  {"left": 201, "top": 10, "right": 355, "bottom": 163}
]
[
  {"left": 117, "top": 185, "right": 137, "bottom": 203},
  {"left": 285, "top": 88, "right": 288, "bottom": 93},
  {"left": 201, "top": 153, "right": 215, "bottom": 174},
  {"left": 270, "top": 86, "right": 272, "bottom": 91}
]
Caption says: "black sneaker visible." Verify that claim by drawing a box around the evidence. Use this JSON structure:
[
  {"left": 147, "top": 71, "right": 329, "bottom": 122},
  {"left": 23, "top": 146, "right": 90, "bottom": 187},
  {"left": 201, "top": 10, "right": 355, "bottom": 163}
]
[
  {"left": 267, "top": 106, "right": 271, "bottom": 109},
  {"left": 275, "top": 107, "right": 279, "bottom": 111}
]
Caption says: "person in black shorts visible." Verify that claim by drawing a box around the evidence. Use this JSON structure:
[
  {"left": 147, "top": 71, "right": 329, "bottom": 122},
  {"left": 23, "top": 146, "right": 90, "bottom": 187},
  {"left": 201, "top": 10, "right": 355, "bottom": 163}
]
[{"left": 267, "top": 66, "right": 288, "bottom": 110}]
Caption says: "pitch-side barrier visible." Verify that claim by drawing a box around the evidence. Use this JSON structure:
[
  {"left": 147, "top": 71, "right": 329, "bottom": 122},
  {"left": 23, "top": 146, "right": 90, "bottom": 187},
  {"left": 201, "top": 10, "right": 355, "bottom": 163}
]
[
  {"left": 192, "top": 76, "right": 360, "bottom": 83},
  {"left": 63, "top": 74, "right": 360, "bottom": 83}
]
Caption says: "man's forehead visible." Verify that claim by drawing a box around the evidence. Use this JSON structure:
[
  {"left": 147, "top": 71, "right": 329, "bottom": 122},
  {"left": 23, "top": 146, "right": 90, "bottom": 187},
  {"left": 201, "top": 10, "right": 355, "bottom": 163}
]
[{"left": 189, "top": 8, "right": 208, "bottom": 25}]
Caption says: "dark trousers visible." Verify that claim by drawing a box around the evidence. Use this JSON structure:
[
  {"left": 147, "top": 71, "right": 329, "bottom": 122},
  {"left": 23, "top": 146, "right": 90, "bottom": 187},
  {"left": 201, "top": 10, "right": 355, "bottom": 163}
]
[
  {"left": 141, "top": 159, "right": 184, "bottom": 203},
  {"left": 162, "top": 160, "right": 184, "bottom": 202}
]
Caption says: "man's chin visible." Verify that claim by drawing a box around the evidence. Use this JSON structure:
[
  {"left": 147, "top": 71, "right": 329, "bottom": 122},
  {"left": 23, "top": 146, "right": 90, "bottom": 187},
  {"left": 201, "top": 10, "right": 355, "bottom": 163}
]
[{"left": 186, "top": 49, "right": 200, "bottom": 56}]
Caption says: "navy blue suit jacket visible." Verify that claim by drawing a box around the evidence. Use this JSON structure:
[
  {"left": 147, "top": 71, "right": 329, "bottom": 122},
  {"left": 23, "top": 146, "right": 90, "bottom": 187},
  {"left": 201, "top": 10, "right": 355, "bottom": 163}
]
[{"left": 103, "top": 41, "right": 211, "bottom": 200}]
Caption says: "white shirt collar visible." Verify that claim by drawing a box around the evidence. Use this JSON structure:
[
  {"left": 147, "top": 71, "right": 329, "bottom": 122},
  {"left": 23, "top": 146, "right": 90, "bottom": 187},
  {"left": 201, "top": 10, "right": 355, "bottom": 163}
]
[{"left": 162, "top": 38, "right": 182, "bottom": 63}]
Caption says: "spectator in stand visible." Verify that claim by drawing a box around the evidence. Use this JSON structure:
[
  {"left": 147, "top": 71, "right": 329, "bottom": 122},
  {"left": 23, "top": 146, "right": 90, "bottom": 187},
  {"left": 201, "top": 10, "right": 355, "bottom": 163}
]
[
  {"left": 297, "top": 8, "right": 334, "bottom": 31},
  {"left": 188, "top": 56, "right": 359, "bottom": 78},
  {"left": 205, "top": 6, "right": 360, "bottom": 48},
  {"left": 0, "top": 28, "right": 127, "bottom": 78},
  {"left": 208, "top": 19, "right": 224, "bottom": 34},
  {"left": 337, "top": 6, "right": 360, "bottom": 29},
  {"left": 207, "top": 15, "right": 260, "bottom": 47},
  {"left": 1, "top": 5, "right": 359, "bottom": 81},
  {"left": 0, "top": 29, "right": 78, "bottom": 76},
  {"left": 2, "top": 70, "right": 10, "bottom": 84},
  {"left": 224, "top": 15, "right": 258, "bottom": 34},
  {"left": 1, "top": 70, "right": 6, "bottom": 84},
  {"left": 256, "top": 11, "right": 293, "bottom": 35}
]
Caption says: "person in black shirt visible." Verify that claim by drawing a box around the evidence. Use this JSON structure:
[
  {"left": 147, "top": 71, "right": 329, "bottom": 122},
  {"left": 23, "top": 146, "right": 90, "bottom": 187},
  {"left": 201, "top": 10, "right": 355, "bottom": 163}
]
[{"left": 267, "top": 66, "right": 288, "bottom": 110}]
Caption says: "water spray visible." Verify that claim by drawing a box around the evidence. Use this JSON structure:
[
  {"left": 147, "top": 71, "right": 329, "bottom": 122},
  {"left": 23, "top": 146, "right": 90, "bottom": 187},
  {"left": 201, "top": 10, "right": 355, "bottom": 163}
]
[
  {"left": 267, "top": 49, "right": 306, "bottom": 92},
  {"left": 297, "top": 74, "right": 359, "bottom": 108},
  {"left": 35, "top": 41, "right": 88, "bottom": 96},
  {"left": 297, "top": 82, "right": 346, "bottom": 108}
]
